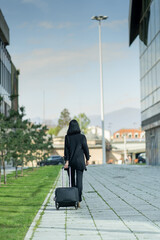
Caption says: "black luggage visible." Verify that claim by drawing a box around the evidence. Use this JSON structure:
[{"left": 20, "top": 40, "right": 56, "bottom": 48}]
[{"left": 54, "top": 167, "right": 79, "bottom": 210}]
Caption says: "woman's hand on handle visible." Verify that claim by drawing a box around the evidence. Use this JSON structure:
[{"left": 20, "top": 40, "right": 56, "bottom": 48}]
[
  {"left": 64, "top": 161, "right": 69, "bottom": 169},
  {"left": 86, "top": 160, "right": 89, "bottom": 166}
]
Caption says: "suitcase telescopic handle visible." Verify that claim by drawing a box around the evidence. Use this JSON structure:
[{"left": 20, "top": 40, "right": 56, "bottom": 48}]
[
  {"left": 62, "top": 167, "right": 64, "bottom": 187},
  {"left": 62, "top": 167, "right": 72, "bottom": 187}
]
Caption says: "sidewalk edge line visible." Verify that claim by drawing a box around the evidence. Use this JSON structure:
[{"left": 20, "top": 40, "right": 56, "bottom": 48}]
[{"left": 24, "top": 170, "right": 61, "bottom": 240}]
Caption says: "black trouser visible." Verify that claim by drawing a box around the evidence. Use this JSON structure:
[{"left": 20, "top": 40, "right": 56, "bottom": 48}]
[{"left": 68, "top": 168, "right": 83, "bottom": 202}]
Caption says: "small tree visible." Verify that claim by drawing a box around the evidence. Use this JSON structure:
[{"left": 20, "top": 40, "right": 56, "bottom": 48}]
[
  {"left": 48, "top": 126, "right": 61, "bottom": 137},
  {"left": 0, "top": 96, "right": 5, "bottom": 185},
  {"left": 0, "top": 114, "right": 5, "bottom": 185},
  {"left": 27, "top": 123, "right": 53, "bottom": 169},
  {"left": 58, "top": 108, "right": 71, "bottom": 130},
  {"left": 36, "top": 125, "right": 53, "bottom": 165},
  {"left": 26, "top": 122, "right": 39, "bottom": 171},
  {"left": 7, "top": 107, "right": 29, "bottom": 178},
  {"left": 74, "top": 113, "right": 90, "bottom": 134},
  {"left": 0, "top": 104, "right": 11, "bottom": 185}
]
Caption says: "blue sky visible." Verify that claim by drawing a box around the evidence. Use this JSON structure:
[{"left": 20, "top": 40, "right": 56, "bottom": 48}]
[{"left": 1, "top": 0, "right": 140, "bottom": 124}]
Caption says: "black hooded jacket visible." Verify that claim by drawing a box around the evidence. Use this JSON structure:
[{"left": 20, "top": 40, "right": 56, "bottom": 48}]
[{"left": 64, "top": 120, "right": 90, "bottom": 171}]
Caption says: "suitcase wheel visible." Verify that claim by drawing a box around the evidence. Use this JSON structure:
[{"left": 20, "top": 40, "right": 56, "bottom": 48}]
[
  {"left": 75, "top": 202, "right": 78, "bottom": 210},
  {"left": 55, "top": 202, "right": 60, "bottom": 210}
]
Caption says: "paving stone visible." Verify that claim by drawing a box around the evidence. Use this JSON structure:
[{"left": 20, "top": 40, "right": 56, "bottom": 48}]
[
  {"left": 136, "top": 233, "right": 160, "bottom": 240},
  {"left": 25, "top": 165, "right": 160, "bottom": 240}
]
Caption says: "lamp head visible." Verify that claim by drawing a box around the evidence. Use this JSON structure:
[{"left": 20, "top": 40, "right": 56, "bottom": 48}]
[{"left": 91, "top": 16, "right": 108, "bottom": 21}]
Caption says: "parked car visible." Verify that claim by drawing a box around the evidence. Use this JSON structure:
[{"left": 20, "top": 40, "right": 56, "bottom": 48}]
[
  {"left": 39, "top": 155, "right": 64, "bottom": 166},
  {"left": 137, "top": 153, "right": 146, "bottom": 164}
]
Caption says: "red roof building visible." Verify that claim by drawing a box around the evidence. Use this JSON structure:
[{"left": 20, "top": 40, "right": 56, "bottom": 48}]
[{"left": 113, "top": 129, "right": 145, "bottom": 141}]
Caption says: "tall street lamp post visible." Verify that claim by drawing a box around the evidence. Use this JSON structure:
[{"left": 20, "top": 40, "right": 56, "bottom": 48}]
[{"left": 91, "top": 15, "right": 108, "bottom": 164}]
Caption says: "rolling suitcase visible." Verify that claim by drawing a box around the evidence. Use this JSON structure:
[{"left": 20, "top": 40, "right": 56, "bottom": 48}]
[{"left": 54, "top": 167, "right": 79, "bottom": 210}]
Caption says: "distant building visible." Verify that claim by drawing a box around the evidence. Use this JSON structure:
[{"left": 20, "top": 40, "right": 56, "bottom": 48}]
[
  {"left": 129, "top": 0, "right": 160, "bottom": 165},
  {"left": 88, "top": 126, "right": 111, "bottom": 141},
  {"left": 111, "top": 129, "right": 145, "bottom": 163},
  {"left": 0, "top": 9, "right": 19, "bottom": 115},
  {"left": 113, "top": 129, "right": 145, "bottom": 140}
]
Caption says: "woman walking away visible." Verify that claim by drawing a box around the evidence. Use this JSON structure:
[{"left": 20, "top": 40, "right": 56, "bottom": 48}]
[{"left": 64, "top": 119, "right": 90, "bottom": 207}]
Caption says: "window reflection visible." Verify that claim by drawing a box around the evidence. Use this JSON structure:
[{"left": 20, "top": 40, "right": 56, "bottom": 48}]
[
  {"left": 0, "top": 38, "right": 11, "bottom": 94},
  {"left": 140, "top": 0, "right": 160, "bottom": 112}
]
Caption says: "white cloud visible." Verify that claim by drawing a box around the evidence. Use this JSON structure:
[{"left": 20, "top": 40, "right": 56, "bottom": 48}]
[
  {"left": 12, "top": 42, "right": 134, "bottom": 119},
  {"left": 18, "top": 20, "right": 76, "bottom": 30},
  {"left": 17, "top": 22, "right": 29, "bottom": 29},
  {"left": 57, "top": 22, "right": 75, "bottom": 29},
  {"left": 103, "top": 19, "right": 127, "bottom": 29},
  {"left": 13, "top": 42, "right": 127, "bottom": 79},
  {"left": 39, "top": 21, "right": 53, "bottom": 29},
  {"left": 22, "top": 0, "right": 48, "bottom": 11},
  {"left": 91, "top": 19, "right": 127, "bottom": 29},
  {"left": 38, "top": 21, "right": 75, "bottom": 29},
  {"left": 22, "top": 0, "right": 34, "bottom": 2}
]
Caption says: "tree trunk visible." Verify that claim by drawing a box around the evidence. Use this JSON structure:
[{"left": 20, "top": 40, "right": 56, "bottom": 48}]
[
  {"left": 21, "top": 159, "right": 24, "bottom": 176},
  {"left": 0, "top": 160, "right": 2, "bottom": 187},
  {"left": 21, "top": 165, "right": 23, "bottom": 176},
  {"left": 15, "top": 164, "right": 18, "bottom": 178},
  {"left": 32, "top": 161, "right": 34, "bottom": 171},
  {"left": 36, "top": 159, "right": 38, "bottom": 168},
  {"left": 2, "top": 158, "right": 7, "bottom": 184}
]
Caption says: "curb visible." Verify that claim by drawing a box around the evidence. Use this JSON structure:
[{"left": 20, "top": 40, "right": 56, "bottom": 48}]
[{"left": 24, "top": 171, "right": 60, "bottom": 240}]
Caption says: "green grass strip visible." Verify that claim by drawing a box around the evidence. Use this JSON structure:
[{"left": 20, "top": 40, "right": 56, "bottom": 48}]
[{"left": 0, "top": 166, "right": 61, "bottom": 240}]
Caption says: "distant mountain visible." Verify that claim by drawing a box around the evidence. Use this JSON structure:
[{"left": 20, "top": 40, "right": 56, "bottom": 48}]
[
  {"left": 89, "top": 108, "right": 141, "bottom": 134},
  {"left": 30, "top": 117, "right": 57, "bottom": 127},
  {"left": 30, "top": 117, "right": 43, "bottom": 124},
  {"left": 30, "top": 107, "right": 141, "bottom": 134}
]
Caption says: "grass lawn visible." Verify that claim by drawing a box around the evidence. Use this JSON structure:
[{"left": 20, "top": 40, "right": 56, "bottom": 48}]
[{"left": 0, "top": 166, "right": 61, "bottom": 240}]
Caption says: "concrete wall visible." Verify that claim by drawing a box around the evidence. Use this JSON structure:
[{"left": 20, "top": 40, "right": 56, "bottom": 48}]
[
  {"left": 27, "top": 160, "right": 37, "bottom": 167},
  {"left": 52, "top": 147, "right": 103, "bottom": 165},
  {"left": 88, "top": 148, "right": 103, "bottom": 165},
  {"left": 108, "top": 151, "right": 122, "bottom": 164},
  {"left": 146, "top": 127, "right": 160, "bottom": 165}
]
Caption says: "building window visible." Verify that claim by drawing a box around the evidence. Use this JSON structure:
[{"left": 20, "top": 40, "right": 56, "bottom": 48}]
[
  {"left": 135, "top": 133, "right": 138, "bottom": 138},
  {"left": 141, "top": 132, "right": 145, "bottom": 138},
  {"left": 116, "top": 133, "right": 120, "bottom": 139},
  {"left": 128, "top": 133, "right": 132, "bottom": 138}
]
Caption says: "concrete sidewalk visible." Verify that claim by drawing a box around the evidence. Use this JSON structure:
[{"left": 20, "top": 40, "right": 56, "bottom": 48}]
[{"left": 25, "top": 165, "right": 160, "bottom": 240}]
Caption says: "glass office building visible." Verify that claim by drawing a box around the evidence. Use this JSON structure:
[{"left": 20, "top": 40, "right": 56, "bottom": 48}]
[
  {"left": 0, "top": 9, "right": 11, "bottom": 115},
  {"left": 0, "top": 9, "right": 19, "bottom": 115},
  {"left": 0, "top": 38, "right": 12, "bottom": 115},
  {"left": 11, "top": 63, "right": 19, "bottom": 112},
  {"left": 129, "top": 0, "right": 160, "bottom": 165}
]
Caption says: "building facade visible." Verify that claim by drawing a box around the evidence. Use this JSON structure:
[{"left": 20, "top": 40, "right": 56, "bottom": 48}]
[
  {"left": 0, "top": 9, "right": 19, "bottom": 115},
  {"left": 113, "top": 129, "right": 145, "bottom": 140},
  {"left": 88, "top": 126, "right": 111, "bottom": 141},
  {"left": 129, "top": 0, "right": 160, "bottom": 165},
  {"left": 112, "top": 129, "right": 145, "bottom": 164},
  {"left": 11, "top": 63, "right": 19, "bottom": 112}
]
